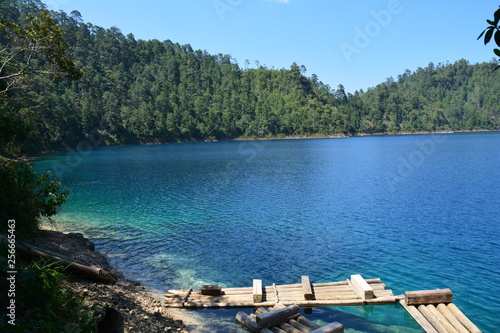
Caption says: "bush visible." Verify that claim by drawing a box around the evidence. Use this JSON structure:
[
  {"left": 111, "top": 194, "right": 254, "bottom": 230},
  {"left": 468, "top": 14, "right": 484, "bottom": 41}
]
[
  {"left": 0, "top": 158, "right": 70, "bottom": 237},
  {"left": 0, "top": 256, "right": 98, "bottom": 332}
]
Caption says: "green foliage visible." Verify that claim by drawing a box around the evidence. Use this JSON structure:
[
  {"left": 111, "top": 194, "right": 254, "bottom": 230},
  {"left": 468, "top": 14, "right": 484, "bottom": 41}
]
[
  {"left": 0, "top": 257, "right": 98, "bottom": 332},
  {"left": 1, "top": 0, "right": 499, "bottom": 154},
  {"left": 478, "top": 6, "right": 500, "bottom": 73},
  {"left": 0, "top": 159, "right": 70, "bottom": 237},
  {"left": 0, "top": 1, "right": 83, "bottom": 95}
]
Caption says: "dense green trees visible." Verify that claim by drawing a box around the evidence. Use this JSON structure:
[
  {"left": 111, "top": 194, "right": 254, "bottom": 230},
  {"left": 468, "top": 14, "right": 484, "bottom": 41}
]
[
  {"left": 1, "top": 0, "right": 500, "bottom": 154},
  {"left": 1, "top": 0, "right": 76, "bottom": 236}
]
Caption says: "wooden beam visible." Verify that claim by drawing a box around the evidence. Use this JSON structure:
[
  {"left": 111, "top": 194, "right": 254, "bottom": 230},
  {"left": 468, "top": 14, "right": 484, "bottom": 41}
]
[
  {"left": 301, "top": 276, "right": 314, "bottom": 300},
  {"left": 253, "top": 279, "right": 263, "bottom": 303},
  {"left": 399, "top": 300, "right": 438, "bottom": 333},
  {"left": 447, "top": 303, "right": 482, "bottom": 333},
  {"left": 418, "top": 304, "right": 449, "bottom": 333},
  {"left": 436, "top": 304, "right": 469, "bottom": 333},
  {"left": 256, "top": 304, "right": 300, "bottom": 327},
  {"left": 405, "top": 289, "right": 452, "bottom": 306},
  {"left": 425, "top": 304, "right": 460, "bottom": 333},
  {"left": 349, "top": 275, "right": 375, "bottom": 300}
]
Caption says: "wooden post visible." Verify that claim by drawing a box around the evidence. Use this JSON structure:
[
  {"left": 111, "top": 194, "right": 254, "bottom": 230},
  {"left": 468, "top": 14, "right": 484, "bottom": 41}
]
[
  {"left": 201, "top": 285, "right": 221, "bottom": 296},
  {"left": 253, "top": 279, "right": 263, "bottom": 303},
  {"left": 301, "top": 276, "right": 314, "bottom": 300},
  {"left": 350, "top": 275, "right": 374, "bottom": 300},
  {"left": 309, "top": 321, "right": 344, "bottom": 333},
  {"left": 256, "top": 304, "right": 300, "bottom": 327},
  {"left": 405, "top": 289, "right": 452, "bottom": 305}
]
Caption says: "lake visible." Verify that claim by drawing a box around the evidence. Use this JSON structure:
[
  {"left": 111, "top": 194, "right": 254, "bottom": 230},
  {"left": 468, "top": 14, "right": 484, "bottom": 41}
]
[{"left": 34, "top": 132, "right": 500, "bottom": 332}]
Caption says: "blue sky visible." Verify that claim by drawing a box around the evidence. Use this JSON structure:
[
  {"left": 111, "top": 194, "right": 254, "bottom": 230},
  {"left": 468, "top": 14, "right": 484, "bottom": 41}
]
[{"left": 45, "top": 0, "right": 499, "bottom": 93}]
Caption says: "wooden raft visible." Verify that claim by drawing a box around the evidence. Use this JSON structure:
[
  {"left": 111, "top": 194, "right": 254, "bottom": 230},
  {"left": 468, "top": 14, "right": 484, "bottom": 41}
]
[
  {"left": 236, "top": 302, "right": 344, "bottom": 333},
  {"left": 399, "top": 289, "right": 482, "bottom": 333},
  {"left": 164, "top": 275, "right": 398, "bottom": 308}
]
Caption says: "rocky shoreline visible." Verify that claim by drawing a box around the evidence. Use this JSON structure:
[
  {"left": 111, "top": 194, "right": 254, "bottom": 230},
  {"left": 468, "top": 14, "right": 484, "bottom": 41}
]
[{"left": 28, "top": 227, "right": 188, "bottom": 333}]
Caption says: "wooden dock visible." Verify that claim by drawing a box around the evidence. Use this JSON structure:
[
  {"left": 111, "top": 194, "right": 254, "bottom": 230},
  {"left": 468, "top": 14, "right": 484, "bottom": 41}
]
[
  {"left": 164, "top": 274, "right": 398, "bottom": 308},
  {"left": 163, "top": 275, "right": 482, "bottom": 332},
  {"left": 399, "top": 289, "right": 482, "bottom": 333}
]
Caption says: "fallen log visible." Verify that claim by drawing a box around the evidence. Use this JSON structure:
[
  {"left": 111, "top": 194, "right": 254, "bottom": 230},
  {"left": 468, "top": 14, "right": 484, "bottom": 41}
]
[{"left": 1, "top": 235, "right": 117, "bottom": 284}]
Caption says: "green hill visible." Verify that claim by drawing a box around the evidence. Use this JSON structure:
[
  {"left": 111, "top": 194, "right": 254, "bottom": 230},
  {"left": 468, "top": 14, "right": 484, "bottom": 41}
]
[{"left": 1, "top": 0, "right": 499, "bottom": 152}]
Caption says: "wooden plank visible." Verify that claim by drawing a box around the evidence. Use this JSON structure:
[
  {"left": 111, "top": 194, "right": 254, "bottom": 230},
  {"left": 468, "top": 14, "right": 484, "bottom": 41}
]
[
  {"left": 405, "top": 289, "right": 453, "bottom": 306},
  {"left": 256, "top": 304, "right": 300, "bottom": 327},
  {"left": 349, "top": 275, "right": 375, "bottom": 300},
  {"left": 309, "top": 322, "right": 344, "bottom": 333},
  {"left": 447, "top": 303, "right": 482, "bottom": 333},
  {"left": 399, "top": 300, "right": 438, "bottom": 333},
  {"left": 418, "top": 304, "right": 449, "bottom": 333},
  {"left": 301, "top": 276, "right": 314, "bottom": 300},
  {"left": 253, "top": 279, "right": 263, "bottom": 303},
  {"left": 426, "top": 304, "right": 459, "bottom": 333},
  {"left": 436, "top": 304, "right": 469, "bottom": 333}
]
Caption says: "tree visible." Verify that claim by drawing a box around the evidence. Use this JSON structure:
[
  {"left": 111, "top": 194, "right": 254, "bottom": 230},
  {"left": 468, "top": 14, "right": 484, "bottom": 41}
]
[
  {"left": 477, "top": 6, "right": 500, "bottom": 72},
  {"left": 0, "top": 9, "right": 83, "bottom": 95},
  {"left": 1, "top": 4, "right": 81, "bottom": 237}
]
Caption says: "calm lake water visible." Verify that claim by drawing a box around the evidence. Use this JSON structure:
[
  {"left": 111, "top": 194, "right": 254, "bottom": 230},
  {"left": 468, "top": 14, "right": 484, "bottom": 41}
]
[{"left": 34, "top": 132, "right": 500, "bottom": 332}]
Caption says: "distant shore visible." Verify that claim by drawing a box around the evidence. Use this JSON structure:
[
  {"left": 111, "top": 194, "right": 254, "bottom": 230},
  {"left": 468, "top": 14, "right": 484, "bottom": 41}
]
[{"left": 27, "top": 129, "right": 499, "bottom": 158}]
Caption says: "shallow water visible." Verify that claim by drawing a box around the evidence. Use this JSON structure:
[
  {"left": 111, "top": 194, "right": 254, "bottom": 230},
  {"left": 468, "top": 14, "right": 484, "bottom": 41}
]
[{"left": 34, "top": 132, "right": 500, "bottom": 332}]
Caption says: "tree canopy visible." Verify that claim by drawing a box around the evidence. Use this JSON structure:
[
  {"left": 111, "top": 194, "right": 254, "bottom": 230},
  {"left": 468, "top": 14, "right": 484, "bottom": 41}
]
[{"left": 1, "top": 0, "right": 499, "bottom": 154}]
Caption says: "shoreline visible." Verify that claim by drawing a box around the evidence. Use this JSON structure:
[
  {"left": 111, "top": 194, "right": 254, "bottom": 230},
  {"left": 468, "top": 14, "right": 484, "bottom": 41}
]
[
  {"left": 27, "top": 129, "right": 499, "bottom": 158},
  {"left": 32, "top": 224, "right": 188, "bottom": 332}
]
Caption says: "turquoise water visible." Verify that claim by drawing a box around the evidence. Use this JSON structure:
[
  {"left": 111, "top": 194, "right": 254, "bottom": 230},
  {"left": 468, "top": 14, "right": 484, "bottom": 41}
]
[{"left": 34, "top": 132, "right": 500, "bottom": 332}]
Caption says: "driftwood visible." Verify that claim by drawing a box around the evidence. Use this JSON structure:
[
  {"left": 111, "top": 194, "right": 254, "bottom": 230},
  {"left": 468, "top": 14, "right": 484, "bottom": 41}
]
[{"left": 1, "top": 235, "right": 117, "bottom": 284}]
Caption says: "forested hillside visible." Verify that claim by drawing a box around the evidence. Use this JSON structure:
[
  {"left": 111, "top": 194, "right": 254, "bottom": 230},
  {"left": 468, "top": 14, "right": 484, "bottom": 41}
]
[{"left": 1, "top": 0, "right": 499, "bottom": 152}]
